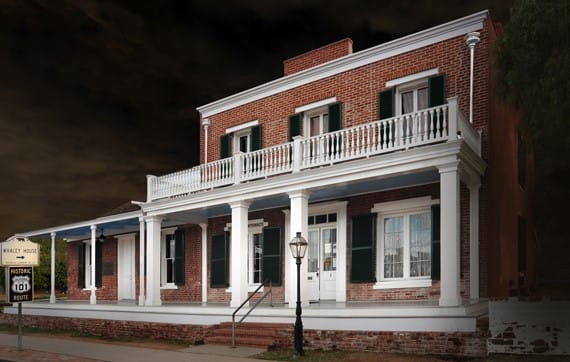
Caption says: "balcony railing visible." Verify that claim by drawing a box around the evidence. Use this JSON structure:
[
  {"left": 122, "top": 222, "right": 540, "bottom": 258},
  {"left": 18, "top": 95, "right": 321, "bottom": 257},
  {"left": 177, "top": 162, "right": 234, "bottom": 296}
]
[{"left": 147, "top": 97, "right": 480, "bottom": 201}]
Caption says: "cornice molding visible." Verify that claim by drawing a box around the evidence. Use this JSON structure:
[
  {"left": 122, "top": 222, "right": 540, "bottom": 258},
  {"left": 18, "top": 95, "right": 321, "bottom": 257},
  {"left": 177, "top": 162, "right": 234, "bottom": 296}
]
[{"left": 197, "top": 10, "right": 488, "bottom": 118}]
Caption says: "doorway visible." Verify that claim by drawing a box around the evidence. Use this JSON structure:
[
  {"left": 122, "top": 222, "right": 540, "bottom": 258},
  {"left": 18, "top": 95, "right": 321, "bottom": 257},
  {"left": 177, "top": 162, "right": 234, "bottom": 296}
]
[
  {"left": 117, "top": 236, "right": 135, "bottom": 300},
  {"left": 307, "top": 224, "right": 337, "bottom": 301}
]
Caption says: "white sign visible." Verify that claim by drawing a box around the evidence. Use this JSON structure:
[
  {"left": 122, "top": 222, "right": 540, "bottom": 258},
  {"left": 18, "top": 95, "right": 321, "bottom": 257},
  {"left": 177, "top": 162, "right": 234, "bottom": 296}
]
[{"left": 1, "top": 237, "right": 40, "bottom": 266}]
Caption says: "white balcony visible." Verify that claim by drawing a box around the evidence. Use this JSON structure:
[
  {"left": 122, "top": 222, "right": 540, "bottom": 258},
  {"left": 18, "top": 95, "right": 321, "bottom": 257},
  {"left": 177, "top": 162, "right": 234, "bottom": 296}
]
[{"left": 147, "top": 97, "right": 480, "bottom": 202}]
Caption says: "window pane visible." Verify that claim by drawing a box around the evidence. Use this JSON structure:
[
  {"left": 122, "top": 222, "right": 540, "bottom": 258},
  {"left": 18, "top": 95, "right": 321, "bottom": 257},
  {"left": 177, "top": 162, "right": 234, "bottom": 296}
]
[
  {"left": 254, "top": 233, "right": 263, "bottom": 283},
  {"left": 322, "top": 229, "right": 337, "bottom": 271},
  {"left": 315, "top": 214, "right": 327, "bottom": 224},
  {"left": 323, "top": 113, "right": 329, "bottom": 133},
  {"left": 409, "top": 212, "right": 431, "bottom": 277},
  {"left": 418, "top": 87, "right": 428, "bottom": 110},
  {"left": 310, "top": 115, "right": 320, "bottom": 137},
  {"left": 401, "top": 91, "right": 414, "bottom": 114},
  {"left": 384, "top": 216, "right": 404, "bottom": 278},
  {"left": 308, "top": 230, "right": 319, "bottom": 273},
  {"left": 239, "top": 134, "right": 249, "bottom": 153}
]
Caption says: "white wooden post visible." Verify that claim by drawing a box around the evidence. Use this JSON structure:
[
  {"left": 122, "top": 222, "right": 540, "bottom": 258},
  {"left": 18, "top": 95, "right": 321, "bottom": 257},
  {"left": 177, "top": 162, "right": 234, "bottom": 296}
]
[
  {"left": 447, "top": 96, "right": 458, "bottom": 140},
  {"left": 50, "top": 232, "right": 56, "bottom": 304},
  {"left": 89, "top": 225, "right": 97, "bottom": 305},
  {"left": 288, "top": 190, "right": 310, "bottom": 308},
  {"left": 292, "top": 136, "right": 304, "bottom": 173},
  {"left": 469, "top": 182, "right": 481, "bottom": 300},
  {"left": 138, "top": 217, "right": 146, "bottom": 306},
  {"left": 146, "top": 175, "right": 156, "bottom": 202},
  {"left": 233, "top": 152, "right": 243, "bottom": 184},
  {"left": 438, "top": 162, "right": 462, "bottom": 307},
  {"left": 200, "top": 223, "right": 208, "bottom": 304},
  {"left": 230, "top": 200, "right": 250, "bottom": 307},
  {"left": 145, "top": 216, "right": 162, "bottom": 306}
]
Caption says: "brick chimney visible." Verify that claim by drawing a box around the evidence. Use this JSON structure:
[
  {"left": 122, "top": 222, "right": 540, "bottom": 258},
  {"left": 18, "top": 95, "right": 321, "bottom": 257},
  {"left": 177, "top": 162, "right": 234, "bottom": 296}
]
[{"left": 283, "top": 38, "right": 353, "bottom": 76}]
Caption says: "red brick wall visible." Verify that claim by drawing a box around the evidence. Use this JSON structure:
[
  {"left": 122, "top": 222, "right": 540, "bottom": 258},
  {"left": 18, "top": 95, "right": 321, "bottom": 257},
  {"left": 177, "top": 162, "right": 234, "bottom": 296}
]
[
  {"left": 200, "top": 24, "right": 492, "bottom": 165},
  {"left": 283, "top": 38, "right": 353, "bottom": 76}
]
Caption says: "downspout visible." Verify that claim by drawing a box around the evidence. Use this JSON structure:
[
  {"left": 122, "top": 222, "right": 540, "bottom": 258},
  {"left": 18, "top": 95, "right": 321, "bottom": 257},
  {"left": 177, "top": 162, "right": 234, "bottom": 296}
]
[
  {"left": 465, "top": 32, "right": 480, "bottom": 124},
  {"left": 202, "top": 118, "right": 211, "bottom": 163}
]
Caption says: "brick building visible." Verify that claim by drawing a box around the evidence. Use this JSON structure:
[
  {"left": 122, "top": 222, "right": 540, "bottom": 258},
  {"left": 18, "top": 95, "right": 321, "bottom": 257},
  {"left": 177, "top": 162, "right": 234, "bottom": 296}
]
[{"left": 5, "top": 10, "right": 533, "bottom": 356}]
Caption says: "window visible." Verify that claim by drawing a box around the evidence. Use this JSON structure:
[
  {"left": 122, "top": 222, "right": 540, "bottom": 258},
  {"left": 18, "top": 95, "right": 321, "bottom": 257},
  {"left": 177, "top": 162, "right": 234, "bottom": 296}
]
[
  {"left": 161, "top": 229, "right": 185, "bottom": 286},
  {"left": 220, "top": 121, "right": 261, "bottom": 158},
  {"left": 77, "top": 241, "right": 102, "bottom": 289},
  {"left": 305, "top": 107, "right": 329, "bottom": 137},
  {"left": 396, "top": 80, "right": 429, "bottom": 116},
  {"left": 248, "top": 226, "right": 264, "bottom": 284},
  {"left": 381, "top": 212, "right": 431, "bottom": 280},
  {"left": 371, "top": 197, "right": 437, "bottom": 289}
]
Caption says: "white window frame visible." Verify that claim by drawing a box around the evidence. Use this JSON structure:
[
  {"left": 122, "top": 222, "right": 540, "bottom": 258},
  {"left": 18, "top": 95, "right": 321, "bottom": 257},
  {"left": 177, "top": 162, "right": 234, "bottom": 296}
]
[
  {"left": 233, "top": 129, "right": 251, "bottom": 154},
  {"left": 395, "top": 79, "right": 429, "bottom": 116},
  {"left": 160, "top": 227, "right": 178, "bottom": 289},
  {"left": 224, "top": 219, "right": 268, "bottom": 293},
  {"left": 372, "top": 197, "right": 436, "bottom": 290},
  {"left": 83, "top": 241, "right": 91, "bottom": 290},
  {"left": 303, "top": 106, "right": 329, "bottom": 138}
]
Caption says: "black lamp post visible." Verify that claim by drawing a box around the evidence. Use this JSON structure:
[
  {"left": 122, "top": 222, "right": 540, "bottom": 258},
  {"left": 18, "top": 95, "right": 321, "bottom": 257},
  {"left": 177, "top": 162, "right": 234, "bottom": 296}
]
[{"left": 289, "top": 231, "right": 308, "bottom": 356}]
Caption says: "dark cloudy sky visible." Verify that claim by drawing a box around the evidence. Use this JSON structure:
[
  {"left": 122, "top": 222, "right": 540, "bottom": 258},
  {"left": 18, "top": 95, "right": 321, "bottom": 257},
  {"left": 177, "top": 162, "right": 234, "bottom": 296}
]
[{"left": 0, "top": 0, "right": 513, "bottom": 239}]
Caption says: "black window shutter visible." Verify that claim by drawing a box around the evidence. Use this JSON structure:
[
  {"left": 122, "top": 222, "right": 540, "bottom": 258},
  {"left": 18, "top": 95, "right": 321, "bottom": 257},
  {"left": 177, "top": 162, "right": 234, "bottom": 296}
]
[
  {"left": 78, "top": 243, "right": 85, "bottom": 289},
  {"left": 350, "top": 214, "right": 376, "bottom": 283},
  {"left": 95, "top": 241, "right": 103, "bottom": 288},
  {"left": 174, "top": 229, "right": 185, "bottom": 286},
  {"left": 378, "top": 88, "right": 394, "bottom": 120},
  {"left": 211, "top": 233, "right": 228, "bottom": 288},
  {"left": 288, "top": 113, "right": 302, "bottom": 141},
  {"left": 220, "top": 134, "right": 230, "bottom": 159},
  {"left": 328, "top": 102, "right": 342, "bottom": 132},
  {"left": 250, "top": 125, "right": 262, "bottom": 151},
  {"left": 262, "top": 227, "right": 282, "bottom": 286},
  {"left": 431, "top": 204, "right": 441, "bottom": 280},
  {"left": 518, "top": 216, "right": 526, "bottom": 273},
  {"left": 428, "top": 74, "right": 446, "bottom": 107}
]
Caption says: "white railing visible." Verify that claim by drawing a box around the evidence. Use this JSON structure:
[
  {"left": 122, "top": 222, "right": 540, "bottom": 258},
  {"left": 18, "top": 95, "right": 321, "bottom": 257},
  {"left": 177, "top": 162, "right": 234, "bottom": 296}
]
[
  {"left": 147, "top": 97, "right": 480, "bottom": 201},
  {"left": 300, "top": 104, "right": 449, "bottom": 169}
]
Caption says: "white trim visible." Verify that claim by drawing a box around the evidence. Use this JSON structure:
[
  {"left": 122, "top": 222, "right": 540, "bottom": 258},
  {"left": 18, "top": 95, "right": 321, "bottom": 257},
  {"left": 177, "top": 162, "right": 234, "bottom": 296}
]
[
  {"left": 373, "top": 279, "right": 432, "bottom": 290},
  {"left": 385, "top": 68, "right": 438, "bottom": 88},
  {"left": 225, "top": 120, "right": 259, "bottom": 134},
  {"left": 295, "top": 97, "right": 337, "bottom": 114},
  {"left": 197, "top": 11, "right": 488, "bottom": 118},
  {"left": 371, "top": 196, "right": 437, "bottom": 214},
  {"left": 160, "top": 284, "right": 178, "bottom": 290}
]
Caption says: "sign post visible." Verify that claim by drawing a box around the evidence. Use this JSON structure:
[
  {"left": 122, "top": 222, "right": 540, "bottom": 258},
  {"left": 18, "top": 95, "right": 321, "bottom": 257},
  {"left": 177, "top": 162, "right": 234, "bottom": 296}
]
[{"left": 1, "top": 237, "right": 40, "bottom": 352}]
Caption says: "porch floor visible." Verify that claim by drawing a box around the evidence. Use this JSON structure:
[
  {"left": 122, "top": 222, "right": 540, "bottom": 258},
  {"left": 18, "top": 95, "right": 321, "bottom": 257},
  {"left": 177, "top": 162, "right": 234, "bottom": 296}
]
[{"left": 5, "top": 298, "right": 488, "bottom": 333}]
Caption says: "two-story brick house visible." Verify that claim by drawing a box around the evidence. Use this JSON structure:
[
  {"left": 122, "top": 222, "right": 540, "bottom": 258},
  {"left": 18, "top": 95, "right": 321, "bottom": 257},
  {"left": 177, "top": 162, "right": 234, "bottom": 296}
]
[{"left": 4, "top": 10, "right": 533, "bottom": 356}]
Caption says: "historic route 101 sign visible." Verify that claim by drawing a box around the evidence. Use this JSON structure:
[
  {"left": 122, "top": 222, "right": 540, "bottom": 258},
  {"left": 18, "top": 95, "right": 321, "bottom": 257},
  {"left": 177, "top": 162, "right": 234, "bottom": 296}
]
[
  {"left": 1, "top": 237, "right": 40, "bottom": 267},
  {"left": 9, "top": 267, "right": 33, "bottom": 302}
]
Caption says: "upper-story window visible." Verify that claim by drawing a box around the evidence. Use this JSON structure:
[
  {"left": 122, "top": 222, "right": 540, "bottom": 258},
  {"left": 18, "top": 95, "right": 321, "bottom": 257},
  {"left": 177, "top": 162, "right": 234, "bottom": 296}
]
[
  {"left": 289, "top": 97, "right": 342, "bottom": 141},
  {"left": 220, "top": 120, "right": 261, "bottom": 159},
  {"left": 379, "top": 69, "right": 445, "bottom": 120},
  {"left": 397, "top": 80, "right": 429, "bottom": 116},
  {"left": 305, "top": 107, "right": 329, "bottom": 137}
]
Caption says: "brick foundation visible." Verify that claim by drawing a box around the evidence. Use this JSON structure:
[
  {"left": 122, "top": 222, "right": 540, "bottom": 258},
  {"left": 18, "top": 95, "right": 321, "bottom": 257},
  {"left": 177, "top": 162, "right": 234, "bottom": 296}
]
[{"left": 0, "top": 313, "right": 488, "bottom": 357}]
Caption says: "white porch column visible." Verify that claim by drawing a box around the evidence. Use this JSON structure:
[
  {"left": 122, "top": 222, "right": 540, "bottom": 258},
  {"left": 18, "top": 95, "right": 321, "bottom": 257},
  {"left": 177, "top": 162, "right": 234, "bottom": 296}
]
[
  {"left": 89, "top": 225, "right": 97, "bottom": 305},
  {"left": 438, "top": 163, "right": 461, "bottom": 307},
  {"left": 468, "top": 182, "right": 481, "bottom": 300},
  {"left": 145, "top": 216, "right": 162, "bottom": 306},
  {"left": 288, "top": 190, "right": 310, "bottom": 308},
  {"left": 50, "top": 232, "right": 56, "bottom": 304},
  {"left": 200, "top": 223, "right": 208, "bottom": 304},
  {"left": 230, "top": 200, "right": 250, "bottom": 308},
  {"left": 138, "top": 217, "right": 146, "bottom": 306}
]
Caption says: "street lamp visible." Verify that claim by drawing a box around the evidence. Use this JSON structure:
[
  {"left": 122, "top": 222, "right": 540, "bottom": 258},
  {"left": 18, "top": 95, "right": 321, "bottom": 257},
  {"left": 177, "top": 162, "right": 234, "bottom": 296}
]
[{"left": 289, "top": 231, "right": 308, "bottom": 356}]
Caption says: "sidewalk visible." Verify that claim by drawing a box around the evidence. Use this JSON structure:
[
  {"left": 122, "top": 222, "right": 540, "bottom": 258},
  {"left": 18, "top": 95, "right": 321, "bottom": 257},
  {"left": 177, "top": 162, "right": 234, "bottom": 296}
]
[{"left": 0, "top": 333, "right": 268, "bottom": 362}]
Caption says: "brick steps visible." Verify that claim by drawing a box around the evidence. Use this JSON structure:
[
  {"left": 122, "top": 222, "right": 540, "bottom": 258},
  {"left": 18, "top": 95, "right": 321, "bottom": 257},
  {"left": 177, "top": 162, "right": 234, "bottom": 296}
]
[{"left": 205, "top": 322, "right": 292, "bottom": 349}]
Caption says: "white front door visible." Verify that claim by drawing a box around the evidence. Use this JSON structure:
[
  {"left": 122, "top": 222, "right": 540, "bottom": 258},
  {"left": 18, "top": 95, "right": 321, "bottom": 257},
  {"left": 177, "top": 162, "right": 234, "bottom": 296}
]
[
  {"left": 307, "top": 226, "right": 337, "bottom": 301},
  {"left": 118, "top": 236, "right": 135, "bottom": 300}
]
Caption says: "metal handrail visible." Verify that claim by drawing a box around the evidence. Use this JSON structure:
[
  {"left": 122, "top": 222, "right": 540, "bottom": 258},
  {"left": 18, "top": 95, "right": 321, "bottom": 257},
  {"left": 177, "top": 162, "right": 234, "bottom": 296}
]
[{"left": 231, "top": 279, "right": 273, "bottom": 348}]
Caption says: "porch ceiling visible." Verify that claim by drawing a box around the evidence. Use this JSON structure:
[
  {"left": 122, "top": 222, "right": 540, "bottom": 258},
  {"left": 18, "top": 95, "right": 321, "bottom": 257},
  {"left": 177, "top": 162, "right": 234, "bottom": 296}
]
[{"left": 166, "top": 169, "right": 440, "bottom": 223}]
